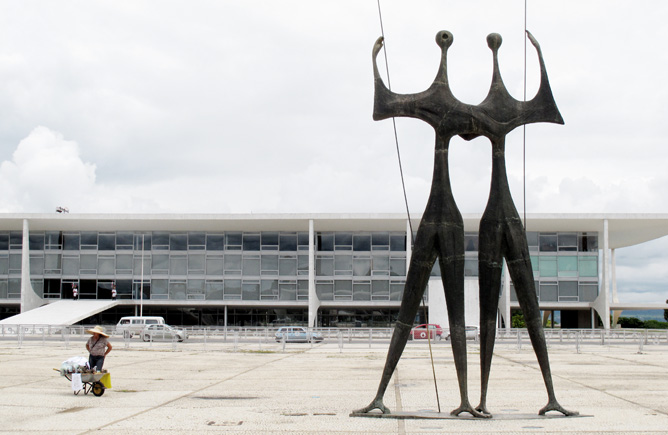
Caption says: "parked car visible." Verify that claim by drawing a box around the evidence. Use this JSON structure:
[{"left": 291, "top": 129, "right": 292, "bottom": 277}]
[
  {"left": 274, "top": 326, "right": 323, "bottom": 343},
  {"left": 142, "top": 324, "right": 188, "bottom": 342},
  {"left": 408, "top": 324, "right": 444, "bottom": 340},
  {"left": 444, "top": 326, "right": 479, "bottom": 341},
  {"left": 116, "top": 316, "right": 165, "bottom": 338}
]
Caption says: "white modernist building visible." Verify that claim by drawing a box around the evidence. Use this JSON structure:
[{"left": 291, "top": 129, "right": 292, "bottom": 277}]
[{"left": 1, "top": 213, "right": 667, "bottom": 329}]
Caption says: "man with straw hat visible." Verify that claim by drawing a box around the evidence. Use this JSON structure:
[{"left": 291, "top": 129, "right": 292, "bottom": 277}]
[{"left": 85, "top": 325, "right": 112, "bottom": 371}]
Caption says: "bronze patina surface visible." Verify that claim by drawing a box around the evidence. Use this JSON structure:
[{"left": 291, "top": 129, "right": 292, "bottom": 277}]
[{"left": 353, "top": 30, "right": 576, "bottom": 418}]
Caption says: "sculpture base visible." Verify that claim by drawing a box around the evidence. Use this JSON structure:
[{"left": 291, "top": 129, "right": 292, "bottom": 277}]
[{"left": 350, "top": 410, "right": 589, "bottom": 420}]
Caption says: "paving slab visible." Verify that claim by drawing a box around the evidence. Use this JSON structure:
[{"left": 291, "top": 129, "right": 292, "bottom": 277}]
[{"left": 0, "top": 338, "right": 667, "bottom": 434}]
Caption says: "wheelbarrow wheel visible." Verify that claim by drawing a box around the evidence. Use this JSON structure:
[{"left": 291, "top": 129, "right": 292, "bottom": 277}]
[{"left": 92, "top": 382, "right": 105, "bottom": 397}]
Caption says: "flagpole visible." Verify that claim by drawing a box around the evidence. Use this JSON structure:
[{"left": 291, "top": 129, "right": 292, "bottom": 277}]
[{"left": 140, "top": 234, "right": 144, "bottom": 317}]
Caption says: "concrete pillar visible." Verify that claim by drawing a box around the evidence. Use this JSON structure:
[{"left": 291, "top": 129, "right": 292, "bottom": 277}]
[
  {"left": 20, "top": 219, "right": 42, "bottom": 313},
  {"left": 498, "top": 260, "right": 511, "bottom": 329},
  {"left": 406, "top": 218, "right": 412, "bottom": 273},
  {"left": 307, "top": 219, "right": 320, "bottom": 327},
  {"left": 611, "top": 248, "right": 622, "bottom": 327},
  {"left": 592, "top": 219, "right": 610, "bottom": 329}
]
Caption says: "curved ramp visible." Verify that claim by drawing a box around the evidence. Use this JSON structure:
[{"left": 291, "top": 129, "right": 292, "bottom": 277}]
[{"left": 0, "top": 300, "right": 118, "bottom": 325}]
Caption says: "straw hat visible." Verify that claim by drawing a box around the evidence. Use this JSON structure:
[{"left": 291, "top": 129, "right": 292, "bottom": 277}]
[{"left": 86, "top": 325, "right": 109, "bottom": 337}]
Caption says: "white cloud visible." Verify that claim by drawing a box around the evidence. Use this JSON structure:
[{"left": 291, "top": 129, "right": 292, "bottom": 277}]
[
  {"left": 0, "top": 126, "right": 96, "bottom": 212},
  {"left": 0, "top": 1, "right": 667, "bottom": 305}
]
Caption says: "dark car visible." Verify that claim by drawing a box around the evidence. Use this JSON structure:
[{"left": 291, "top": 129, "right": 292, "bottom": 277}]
[{"left": 409, "top": 324, "right": 443, "bottom": 340}]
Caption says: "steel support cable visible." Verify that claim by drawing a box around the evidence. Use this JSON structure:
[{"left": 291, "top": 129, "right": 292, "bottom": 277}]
[
  {"left": 523, "top": 0, "right": 528, "bottom": 229},
  {"left": 376, "top": 0, "right": 441, "bottom": 414}
]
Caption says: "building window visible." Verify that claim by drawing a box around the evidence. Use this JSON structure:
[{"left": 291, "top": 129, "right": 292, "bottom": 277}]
[
  {"left": 206, "top": 255, "right": 223, "bottom": 275},
  {"left": 353, "top": 234, "right": 371, "bottom": 251},
  {"left": 152, "top": 232, "right": 169, "bottom": 250},
  {"left": 578, "top": 233, "right": 598, "bottom": 252},
  {"left": 224, "top": 279, "right": 242, "bottom": 299},
  {"left": 353, "top": 280, "right": 371, "bottom": 301},
  {"left": 279, "top": 280, "right": 297, "bottom": 300},
  {"left": 371, "top": 232, "right": 390, "bottom": 251},
  {"left": 558, "top": 281, "right": 578, "bottom": 301},
  {"left": 188, "top": 254, "right": 205, "bottom": 274},
  {"left": 240, "top": 280, "right": 257, "bottom": 300},
  {"left": 279, "top": 255, "right": 297, "bottom": 276},
  {"left": 261, "top": 279, "right": 279, "bottom": 300},
  {"left": 170, "top": 234, "right": 187, "bottom": 251},
  {"left": 206, "top": 280, "right": 223, "bottom": 300},
  {"left": 0, "top": 233, "right": 9, "bottom": 250},
  {"left": 226, "top": 232, "right": 242, "bottom": 250},
  {"left": 116, "top": 232, "right": 133, "bottom": 250},
  {"left": 80, "top": 232, "right": 98, "bottom": 250},
  {"left": 335, "top": 233, "right": 353, "bottom": 250},
  {"left": 390, "top": 234, "right": 406, "bottom": 251},
  {"left": 372, "top": 280, "right": 390, "bottom": 300},
  {"left": 243, "top": 234, "right": 261, "bottom": 251},
  {"left": 557, "top": 256, "right": 578, "bottom": 277},
  {"left": 578, "top": 256, "right": 598, "bottom": 277},
  {"left": 316, "top": 255, "right": 333, "bottom": 276},
  {"left": 539, "top": 282, "right": 558, "bottom": 301},
  {"left": 188, "top": 232, "right": 206, "bottom": 250},
  {"left": 169, "top": 255, "right": 187, "bottom": 275},
  {"left": 98, "top": 233, "right": 115, "bottom": 251},
  {"left": 279, "top": 233, "right": 297, "bottom": 251},
  {"left": 29, "top": 233, "right": 45, "bottom": 250},
  {"left": 206, "top": 234, "right": 225, "bottom": 251},
  {"left": 224, "top": 254, "right": 242, "bottom": 275},
  {"left": 579, "top": 282, "right": 598, "bottom": 301},
  {"left": 316, "top": 280, "right": 333, "bottom": 300},
  {"left": 169, "top": 280, "right": 186, "bottom": 300},
  {"left": 242, "top": 255, "right": 261, "bottom": 276},
  {"left": 539, "top": 233, "right": 557, "bottom": 252},
  {"left": 538, "top": 256, "right": 557, "bottom": 277}
]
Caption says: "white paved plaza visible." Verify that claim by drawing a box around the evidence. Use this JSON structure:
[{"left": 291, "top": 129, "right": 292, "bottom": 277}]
[{"left": 1, "top": 336, "right": 667, "bottom": 434}]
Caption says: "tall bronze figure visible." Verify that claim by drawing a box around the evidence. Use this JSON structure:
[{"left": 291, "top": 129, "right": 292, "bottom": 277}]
[
  {"left": 475, "top": 32, "right": 576, "bottom": 417},
  {"left": 354, "top": 31, "right": 484, "bottom": 418},
  {"left": 354, "top": 30, "right": 577, "bottom": 417}
]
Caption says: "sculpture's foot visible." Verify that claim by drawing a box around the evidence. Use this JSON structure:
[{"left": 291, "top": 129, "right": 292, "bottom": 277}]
[
  {"left": 352, "top": 398, "right": 391, "bottom": 415},
  {"left": 539, "top": 400, "right": 579, "bottom": 416},
  {"left": 475, "top": 403, "right": 493, "bottom": 418},
  {"left": 451, "top": 403, "right": 491, "bottom": 418}
]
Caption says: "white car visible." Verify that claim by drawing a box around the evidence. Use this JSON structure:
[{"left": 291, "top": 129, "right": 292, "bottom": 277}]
[
  {"left": 274, "top": 326, "right": 323, "bottom": 343},
  {"left": 142, "top": 324, "right": 188, "bottom": 342},
  {"left": 445, "top": 326, "right": 479, "bottom": 341}
]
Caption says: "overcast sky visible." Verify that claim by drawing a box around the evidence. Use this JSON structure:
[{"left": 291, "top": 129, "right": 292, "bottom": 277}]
[{"left": 0, "top": 1, "right": 666, "bottom": 305}]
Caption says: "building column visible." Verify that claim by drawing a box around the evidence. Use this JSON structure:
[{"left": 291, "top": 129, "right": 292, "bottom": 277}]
[
  {"left": 307, "top": 219, "right": 320, "bottom": 327},
  {"left": 20, "top": 219, "right": 42, "bottom": 313},
  {"left": 611, "top": 248, "right": 622, "bottom": 327},
  {"left": 405, "top": 218, "right": 412, "bottom": 273},
  {"left": 498, "top": 260, "right": 511, "bottom": 329},
  {"left": 593, "top": 219, "right": 611, "bottom": 329}
]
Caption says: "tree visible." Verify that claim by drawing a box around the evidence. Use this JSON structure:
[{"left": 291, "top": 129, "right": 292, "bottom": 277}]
[
  {"left": 617, "top": 316, "right": 645, "bottom": 328},
  {"left": 511, "top": 312, "right": 526, "bottom": 328},
  {"left": 664, "top": 299, "right": 668, "bottom": 322}
]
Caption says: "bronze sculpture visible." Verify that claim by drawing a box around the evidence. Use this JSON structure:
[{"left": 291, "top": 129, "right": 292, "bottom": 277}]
[{"left": 354, "top": 30, "right": 577, "bottom": 417}]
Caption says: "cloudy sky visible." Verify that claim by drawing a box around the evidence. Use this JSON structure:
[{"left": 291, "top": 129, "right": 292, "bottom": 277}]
[{"left": 0, "top": 1, "right": 667, "bottom": 305}]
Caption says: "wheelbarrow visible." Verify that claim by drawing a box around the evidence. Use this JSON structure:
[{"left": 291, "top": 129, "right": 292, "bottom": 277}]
[{"left": 55, "top": 370, "right": 111, "bottom": 396}]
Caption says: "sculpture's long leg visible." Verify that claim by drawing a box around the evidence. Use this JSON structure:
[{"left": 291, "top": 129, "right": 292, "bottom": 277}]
[
  {"left": 352, "top": 228, "right": 437, "bottom": 414},
  {"left": 508, "top": 232, "right": 578, "bottom": 415},
  {"left": 476, "top": 219, "right": 503, "bottom": 417},
  {"left": 437, "top": 230, "right": 489, "bottom": 418},
  {"left": 505, "top": 224, "right": 578, "bottom": 416}
]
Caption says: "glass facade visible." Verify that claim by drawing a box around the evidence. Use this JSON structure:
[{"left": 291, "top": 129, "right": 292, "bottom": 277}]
[
  {"left": 0, "top": 228, "right": 598, "bottom": 305},
  {"left": 510, "top": 231, "right": 599, "bottom": 302}
]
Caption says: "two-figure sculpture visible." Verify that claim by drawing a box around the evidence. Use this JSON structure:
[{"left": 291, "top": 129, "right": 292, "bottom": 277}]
[{"left": 354, "top": 30, "right": 577, "bottom": 417}]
